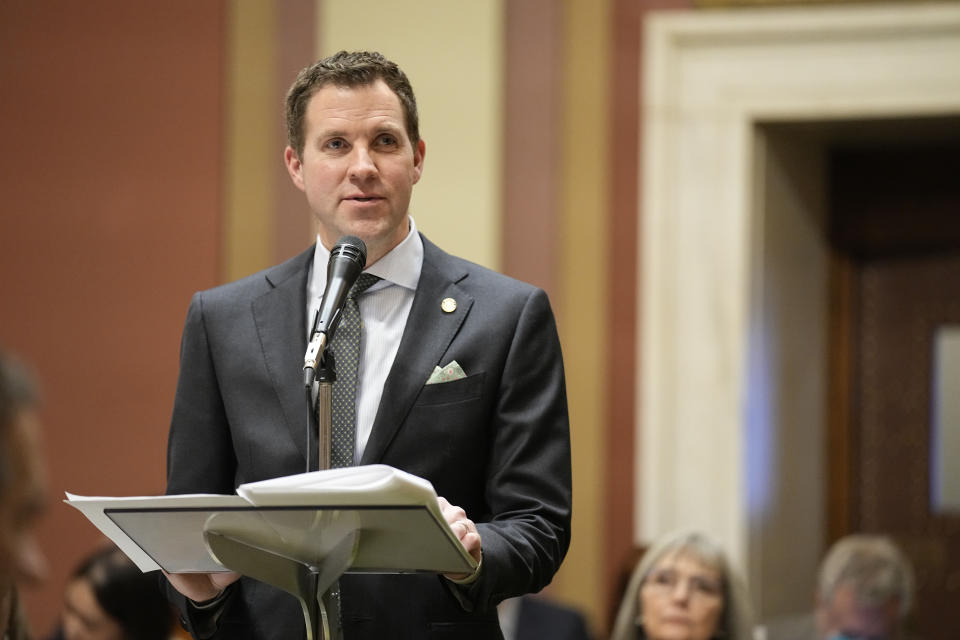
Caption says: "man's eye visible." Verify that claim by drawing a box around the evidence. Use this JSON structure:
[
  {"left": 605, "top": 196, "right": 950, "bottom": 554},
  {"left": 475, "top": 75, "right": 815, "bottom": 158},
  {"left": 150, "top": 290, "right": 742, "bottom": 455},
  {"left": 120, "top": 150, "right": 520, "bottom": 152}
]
[
  {"left": 325, "top": 139, "right": 346, "bottom": 150},
  {"left": 377, "top": 134, "right": 397, "bottom": 146}
]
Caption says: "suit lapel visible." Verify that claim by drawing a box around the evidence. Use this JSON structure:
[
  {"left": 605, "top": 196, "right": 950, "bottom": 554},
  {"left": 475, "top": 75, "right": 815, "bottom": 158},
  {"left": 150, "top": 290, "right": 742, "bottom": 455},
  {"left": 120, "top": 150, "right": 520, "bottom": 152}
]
[
  {"left": 361, "top": 237, "right": 473, "bottom": 464},
  {"left": 252, "top": 247, "right": 314, "bottom": 467}
]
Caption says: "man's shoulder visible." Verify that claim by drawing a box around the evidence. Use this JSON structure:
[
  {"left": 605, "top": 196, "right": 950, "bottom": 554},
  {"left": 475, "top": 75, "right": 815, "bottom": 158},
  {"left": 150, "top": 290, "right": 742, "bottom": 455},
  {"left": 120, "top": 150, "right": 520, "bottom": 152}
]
[
  {"left": 192, "top": 247, "right": 313, "bottom": 306},
  {"left": 421, "top": 235, "right": 540, "bottom": 298}
]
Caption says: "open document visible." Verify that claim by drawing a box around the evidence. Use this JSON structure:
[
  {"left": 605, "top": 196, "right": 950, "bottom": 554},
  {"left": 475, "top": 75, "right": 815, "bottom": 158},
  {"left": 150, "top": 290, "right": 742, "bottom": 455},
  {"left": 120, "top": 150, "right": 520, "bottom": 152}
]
[{"left": 66, "top": 464, "right": 477, "bottom": 576}]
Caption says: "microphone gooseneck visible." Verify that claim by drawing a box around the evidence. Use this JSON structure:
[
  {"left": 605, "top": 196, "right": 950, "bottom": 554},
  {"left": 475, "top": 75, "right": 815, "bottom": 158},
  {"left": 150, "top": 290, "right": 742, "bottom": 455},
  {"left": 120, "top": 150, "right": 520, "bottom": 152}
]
[{"left": 303, "top": 236, "right": 367, "bottom": 387}]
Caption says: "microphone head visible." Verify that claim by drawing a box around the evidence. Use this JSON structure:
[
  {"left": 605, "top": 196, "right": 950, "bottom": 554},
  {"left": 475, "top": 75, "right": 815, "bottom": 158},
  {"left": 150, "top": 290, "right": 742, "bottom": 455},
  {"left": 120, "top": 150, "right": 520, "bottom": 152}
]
[
  {"left": 314, "top": 235, "right": 368, "bottom": 340},
  {"left": 330, "top": 235, "right": 367, "bottom": 269}
]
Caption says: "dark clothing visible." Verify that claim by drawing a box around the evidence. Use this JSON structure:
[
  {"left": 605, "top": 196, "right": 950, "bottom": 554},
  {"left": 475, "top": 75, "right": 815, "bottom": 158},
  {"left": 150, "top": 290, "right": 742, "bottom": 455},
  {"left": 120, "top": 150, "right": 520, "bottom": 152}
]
[
  {"left": 165, "top": 236, "right": 572, "bottom": 639},
  {"left": 514, "top": 596, "right": 591, "bottom": 640}
]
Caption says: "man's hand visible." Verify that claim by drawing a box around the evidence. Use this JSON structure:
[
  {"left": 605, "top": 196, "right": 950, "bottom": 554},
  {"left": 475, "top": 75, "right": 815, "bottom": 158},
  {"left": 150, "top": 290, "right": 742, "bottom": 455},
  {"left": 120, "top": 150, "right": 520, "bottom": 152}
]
[
  {"left": 163, "top": 570, "right": 241, "bottom": 604},
  {"left": 437, "top": 496, "right": 482, "bottom": 581}
]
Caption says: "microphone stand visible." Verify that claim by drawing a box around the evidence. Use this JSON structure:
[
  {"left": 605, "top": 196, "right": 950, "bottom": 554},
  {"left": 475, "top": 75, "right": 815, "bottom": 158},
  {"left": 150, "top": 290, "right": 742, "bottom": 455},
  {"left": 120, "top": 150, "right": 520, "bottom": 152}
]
[
  {"left": 315, "top": 349, "right": 335, "bottom": 472},
  {"left": 302, "top": 347, "right": 343, "bottom": 640}
]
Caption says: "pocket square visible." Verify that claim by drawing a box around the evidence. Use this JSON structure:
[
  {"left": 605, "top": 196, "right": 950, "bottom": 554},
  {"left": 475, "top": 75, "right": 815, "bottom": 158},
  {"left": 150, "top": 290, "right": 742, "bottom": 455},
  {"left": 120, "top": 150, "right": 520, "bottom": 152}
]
[{"left": 426, "top": 360, "right": 467, "bottom": 385}]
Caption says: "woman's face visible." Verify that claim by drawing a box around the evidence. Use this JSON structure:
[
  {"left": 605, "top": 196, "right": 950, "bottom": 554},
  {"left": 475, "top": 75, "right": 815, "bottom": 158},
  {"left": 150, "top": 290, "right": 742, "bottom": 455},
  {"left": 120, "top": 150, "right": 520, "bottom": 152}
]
[
  {"left": 639, "top": 551, "right": 725, "bottom": 640},
  {"left": 62, "top": 577, "right": 126, "bottom": 640}
]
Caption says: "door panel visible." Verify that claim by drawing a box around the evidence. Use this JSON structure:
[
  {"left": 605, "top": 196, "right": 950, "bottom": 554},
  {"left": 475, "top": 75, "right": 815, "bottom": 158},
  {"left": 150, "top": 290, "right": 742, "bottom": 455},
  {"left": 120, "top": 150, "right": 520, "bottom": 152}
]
[{"left": 830, "top": 143, "right": 960, "bottom": 640}]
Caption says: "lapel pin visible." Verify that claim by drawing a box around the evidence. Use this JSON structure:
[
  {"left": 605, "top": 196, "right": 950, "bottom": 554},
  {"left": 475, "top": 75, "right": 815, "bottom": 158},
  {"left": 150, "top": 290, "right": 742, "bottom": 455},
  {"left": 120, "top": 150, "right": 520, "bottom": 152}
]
[{"left": 441, "top": 297, "right": 457, "bottom": 313}]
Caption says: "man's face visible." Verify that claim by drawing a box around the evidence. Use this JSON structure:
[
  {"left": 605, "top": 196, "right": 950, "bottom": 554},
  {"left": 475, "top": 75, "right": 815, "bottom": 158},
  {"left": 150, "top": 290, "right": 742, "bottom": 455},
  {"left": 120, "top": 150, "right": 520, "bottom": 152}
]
[
  {"left": 284, "top": 79, "right": 425, "bottom": 266},
  {"left": 816, "top": 583, "right": 901, "bottom": 640}
]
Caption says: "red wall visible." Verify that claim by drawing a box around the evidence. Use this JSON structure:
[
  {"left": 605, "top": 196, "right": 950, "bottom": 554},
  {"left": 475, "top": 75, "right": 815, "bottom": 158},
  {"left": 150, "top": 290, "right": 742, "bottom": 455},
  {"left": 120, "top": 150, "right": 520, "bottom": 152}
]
[
  {"left": 603, "top": 0, "right": 692, "bottom": 628},
  {"left": 0, "top": 2, "right": 225, "bottom": 632}
]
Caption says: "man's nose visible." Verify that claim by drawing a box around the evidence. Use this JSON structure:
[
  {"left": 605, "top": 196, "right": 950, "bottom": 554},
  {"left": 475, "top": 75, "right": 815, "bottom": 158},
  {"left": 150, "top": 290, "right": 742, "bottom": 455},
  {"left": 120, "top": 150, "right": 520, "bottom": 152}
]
[{"left": 348, "top": 145, "right": 378, "bottom": 180}]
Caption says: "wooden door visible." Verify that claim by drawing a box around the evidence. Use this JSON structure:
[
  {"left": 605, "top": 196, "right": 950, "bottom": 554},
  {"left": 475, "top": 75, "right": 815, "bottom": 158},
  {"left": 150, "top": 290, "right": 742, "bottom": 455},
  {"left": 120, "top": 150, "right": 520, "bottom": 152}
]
[{"left": 828, "top": 143, "right": 960, "bottom": 640}]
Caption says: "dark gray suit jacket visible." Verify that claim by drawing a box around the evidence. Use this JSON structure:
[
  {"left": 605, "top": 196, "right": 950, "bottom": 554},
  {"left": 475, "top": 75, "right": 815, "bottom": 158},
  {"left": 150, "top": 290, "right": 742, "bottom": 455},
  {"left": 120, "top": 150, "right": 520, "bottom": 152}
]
[{"left": 165, "top": 235, "right": 572, "bottom": 639}]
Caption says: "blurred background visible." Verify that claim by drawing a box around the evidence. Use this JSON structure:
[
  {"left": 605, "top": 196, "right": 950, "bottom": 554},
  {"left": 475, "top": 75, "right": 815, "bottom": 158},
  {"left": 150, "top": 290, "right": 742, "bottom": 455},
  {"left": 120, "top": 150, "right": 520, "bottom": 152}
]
[{"left": 1, "top": 0, "right": 958, "bottom": 638}]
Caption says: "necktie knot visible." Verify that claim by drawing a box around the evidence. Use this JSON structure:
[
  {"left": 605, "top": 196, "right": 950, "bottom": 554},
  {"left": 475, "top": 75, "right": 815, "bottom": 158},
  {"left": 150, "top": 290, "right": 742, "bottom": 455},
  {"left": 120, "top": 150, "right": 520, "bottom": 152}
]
[{"left": 349, "top": 273, "right": 380, "bottom": 299}]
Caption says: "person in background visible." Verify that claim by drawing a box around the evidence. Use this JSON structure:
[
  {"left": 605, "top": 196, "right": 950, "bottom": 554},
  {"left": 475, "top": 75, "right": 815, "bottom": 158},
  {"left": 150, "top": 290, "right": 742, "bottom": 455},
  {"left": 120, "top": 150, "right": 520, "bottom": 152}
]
[
  {"left": 763, "top": 534, "right": 915, "bottom": 640},
  {"left": 0, "top": 349, "right": 50, "bottom": 640},
  {"left": 609, "top": 530, "right": 754, "bottom": 640},
  {"left": 47, "top": 544, "right": 174, "bottom": 640},
  {"left": 497, "top": 594, "right": 591, "bottom": 640}
]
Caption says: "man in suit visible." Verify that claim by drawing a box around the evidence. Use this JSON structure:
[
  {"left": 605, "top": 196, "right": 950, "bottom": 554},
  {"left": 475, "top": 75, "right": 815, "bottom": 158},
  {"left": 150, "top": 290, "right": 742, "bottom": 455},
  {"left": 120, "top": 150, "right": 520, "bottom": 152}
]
[{"left": 163, "top": 51, "right": 571, "bottom": 639}]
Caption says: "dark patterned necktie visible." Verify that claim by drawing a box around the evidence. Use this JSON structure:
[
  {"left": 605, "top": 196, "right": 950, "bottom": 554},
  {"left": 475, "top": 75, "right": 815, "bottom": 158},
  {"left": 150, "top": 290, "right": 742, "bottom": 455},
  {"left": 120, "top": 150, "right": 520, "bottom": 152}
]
[{"left": 328, "top": 273, "right": 381, "bottom": 468}]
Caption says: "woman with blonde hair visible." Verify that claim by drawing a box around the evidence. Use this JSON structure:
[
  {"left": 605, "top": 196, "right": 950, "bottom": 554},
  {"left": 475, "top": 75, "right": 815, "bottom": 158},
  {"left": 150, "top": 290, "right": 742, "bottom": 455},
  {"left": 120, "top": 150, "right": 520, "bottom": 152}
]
[{"left": 609, "top": 530, "right": 753, "bottom": 640}]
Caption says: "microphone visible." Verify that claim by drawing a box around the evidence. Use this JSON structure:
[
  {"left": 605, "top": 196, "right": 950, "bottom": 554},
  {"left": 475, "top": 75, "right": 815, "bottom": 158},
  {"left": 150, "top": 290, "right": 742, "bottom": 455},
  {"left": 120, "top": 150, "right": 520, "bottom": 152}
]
[{"left": 303, "top": 236, "right": 367, "bottom": 387}]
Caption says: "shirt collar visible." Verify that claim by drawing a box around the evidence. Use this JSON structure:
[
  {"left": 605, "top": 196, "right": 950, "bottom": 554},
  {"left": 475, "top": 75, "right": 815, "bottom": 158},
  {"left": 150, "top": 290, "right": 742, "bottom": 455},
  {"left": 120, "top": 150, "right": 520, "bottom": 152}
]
[{"left": 308, "top": 217, "right": 423, "bottom": 301}]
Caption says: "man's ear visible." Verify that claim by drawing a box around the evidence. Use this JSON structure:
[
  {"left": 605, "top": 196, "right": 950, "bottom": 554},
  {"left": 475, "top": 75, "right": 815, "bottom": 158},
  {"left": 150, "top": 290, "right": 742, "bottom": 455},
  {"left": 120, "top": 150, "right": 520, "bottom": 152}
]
[
  {"left": 411, "top": 138, "right": 426, "bottom": 185},
  {"left": 284, "top": 146, "right": 306, "bottom": 191}
]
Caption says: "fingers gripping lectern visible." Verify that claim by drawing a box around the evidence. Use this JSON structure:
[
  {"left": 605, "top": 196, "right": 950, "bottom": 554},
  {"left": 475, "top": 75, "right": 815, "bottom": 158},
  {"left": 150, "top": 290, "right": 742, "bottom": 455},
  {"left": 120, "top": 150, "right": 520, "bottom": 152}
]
[{"left": 67, "top": 465, "right": 478, "bottom": 640}]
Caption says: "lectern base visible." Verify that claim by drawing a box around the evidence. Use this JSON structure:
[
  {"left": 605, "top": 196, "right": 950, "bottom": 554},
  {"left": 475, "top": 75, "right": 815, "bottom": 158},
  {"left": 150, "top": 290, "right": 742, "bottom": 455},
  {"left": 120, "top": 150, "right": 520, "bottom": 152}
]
[{"left": 205, "top": 529, "right": 358, "bottom": 640}]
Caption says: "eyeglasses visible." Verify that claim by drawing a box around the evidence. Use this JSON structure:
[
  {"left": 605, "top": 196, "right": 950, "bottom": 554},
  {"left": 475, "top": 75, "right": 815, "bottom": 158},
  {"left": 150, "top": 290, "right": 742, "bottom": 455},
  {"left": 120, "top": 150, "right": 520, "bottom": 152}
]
[{"left": 642, "top": 568, "right": 723, "bottom": 600}]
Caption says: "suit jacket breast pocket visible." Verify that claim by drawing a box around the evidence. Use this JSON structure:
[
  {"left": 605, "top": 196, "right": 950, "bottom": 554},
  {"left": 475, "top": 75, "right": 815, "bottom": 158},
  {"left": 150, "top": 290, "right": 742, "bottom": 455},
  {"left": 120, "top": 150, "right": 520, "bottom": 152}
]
[{"left": 414, "top": 372, "right": 485, "bottom": 406}]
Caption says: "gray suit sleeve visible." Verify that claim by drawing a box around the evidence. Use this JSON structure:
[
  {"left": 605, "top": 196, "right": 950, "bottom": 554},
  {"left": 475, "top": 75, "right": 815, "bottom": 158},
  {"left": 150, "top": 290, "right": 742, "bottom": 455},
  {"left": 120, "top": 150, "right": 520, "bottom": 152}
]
[
  {"left": 457, "top": 287, "right": 572, "bottom": 610},
  {"left": 163, "top": 292, "right": 240, "bottom": 635},
  {"left": 166, "top": 291, "right": 237, "bottom": 496}
]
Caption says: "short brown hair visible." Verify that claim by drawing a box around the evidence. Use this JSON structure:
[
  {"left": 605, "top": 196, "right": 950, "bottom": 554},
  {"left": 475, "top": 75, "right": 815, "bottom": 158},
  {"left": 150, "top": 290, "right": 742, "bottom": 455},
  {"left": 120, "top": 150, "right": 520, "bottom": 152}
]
[{"left": 285, "top": 50, "right": 420, "bottom": 159}]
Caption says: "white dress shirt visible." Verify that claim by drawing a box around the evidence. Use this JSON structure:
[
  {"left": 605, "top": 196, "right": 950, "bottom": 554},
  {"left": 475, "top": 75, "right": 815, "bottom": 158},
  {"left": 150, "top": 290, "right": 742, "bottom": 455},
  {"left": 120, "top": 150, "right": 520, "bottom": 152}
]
[{"left": 307, "top": 217, "right": 423, "bottom": 462}]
